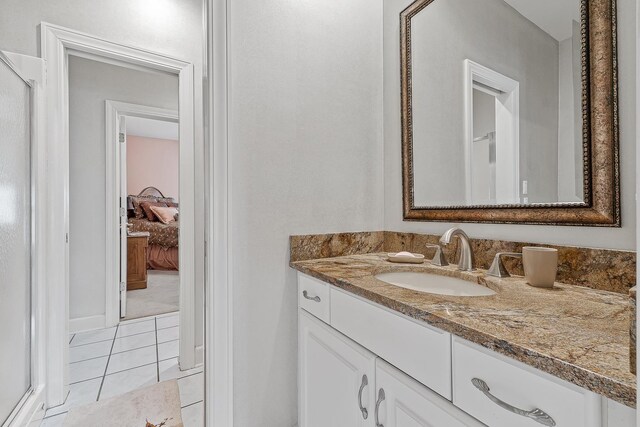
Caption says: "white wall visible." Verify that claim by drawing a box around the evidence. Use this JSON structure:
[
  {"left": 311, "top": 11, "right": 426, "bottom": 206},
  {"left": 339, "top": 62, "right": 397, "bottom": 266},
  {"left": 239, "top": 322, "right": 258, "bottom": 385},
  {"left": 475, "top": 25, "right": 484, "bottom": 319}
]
[
  {"left": 0, "top": 0, "right": 205, "bottom": 346},
  {"left": 557, "top": 21, "right": 584, "bottom": 203},
  {"left": 227, "top": 0, "right": 384, "bottom": 424},
  {"left": 409, "top": 0, "right": 559, "bottom": 206},
  {"left": 557, "top": 36, "right": 579, "bottom": 201},
  {"left": 68, "top": 56, "right": 178, "bottom": 320},
  {"left": 127, "top": 135, "right": 180, "bottom": 200},
  {"left": 384, "top": 0, "right": 636, "bottom": 250}
]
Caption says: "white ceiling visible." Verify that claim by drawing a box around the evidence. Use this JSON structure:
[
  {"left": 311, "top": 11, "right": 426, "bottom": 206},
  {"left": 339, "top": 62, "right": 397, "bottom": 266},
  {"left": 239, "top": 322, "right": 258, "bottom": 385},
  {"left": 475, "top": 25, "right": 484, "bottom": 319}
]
[
  {"left": 503, "top": 0, "right": 580, "bottom": 41},
  {"left": 126, "top": 116, "right": 179, "bottom": 141}
]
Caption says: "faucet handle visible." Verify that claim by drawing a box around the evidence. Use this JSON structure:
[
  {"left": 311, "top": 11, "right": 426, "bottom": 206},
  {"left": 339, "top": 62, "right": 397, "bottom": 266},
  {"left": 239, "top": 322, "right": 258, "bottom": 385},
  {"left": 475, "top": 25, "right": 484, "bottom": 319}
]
[
  {"left": 487, "top": 252, "right": 522, "bottom": 278},
  {"left": 425, "top": 244, "right": 449, "bottom": 267}
]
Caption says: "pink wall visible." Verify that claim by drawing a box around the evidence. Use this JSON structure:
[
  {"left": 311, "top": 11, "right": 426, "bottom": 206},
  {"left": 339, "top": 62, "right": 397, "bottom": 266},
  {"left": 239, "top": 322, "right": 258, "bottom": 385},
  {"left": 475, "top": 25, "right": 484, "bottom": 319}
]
[{"left": 127, "top": 135, "right": 179, "bottom": 200}]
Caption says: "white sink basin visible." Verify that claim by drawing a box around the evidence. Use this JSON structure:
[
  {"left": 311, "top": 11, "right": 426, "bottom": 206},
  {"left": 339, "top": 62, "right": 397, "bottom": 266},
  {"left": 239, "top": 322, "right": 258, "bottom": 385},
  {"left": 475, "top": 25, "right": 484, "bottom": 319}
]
[{"left": 375, "top": 271, "right": 496, "bottom": 297}]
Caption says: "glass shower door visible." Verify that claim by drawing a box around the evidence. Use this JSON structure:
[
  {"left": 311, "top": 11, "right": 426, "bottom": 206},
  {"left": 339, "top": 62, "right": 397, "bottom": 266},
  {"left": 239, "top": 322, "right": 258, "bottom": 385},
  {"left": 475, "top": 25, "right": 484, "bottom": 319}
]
[{"left": 0, "top": 55, "right": 32, "bottom": 424}]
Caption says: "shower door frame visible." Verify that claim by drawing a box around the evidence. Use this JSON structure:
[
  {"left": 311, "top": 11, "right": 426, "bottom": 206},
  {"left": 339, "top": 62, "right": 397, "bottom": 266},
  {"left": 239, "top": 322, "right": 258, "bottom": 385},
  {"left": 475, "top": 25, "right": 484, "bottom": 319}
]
[{"left": 0, "top": 51, "right": 48, "bottom": 427}]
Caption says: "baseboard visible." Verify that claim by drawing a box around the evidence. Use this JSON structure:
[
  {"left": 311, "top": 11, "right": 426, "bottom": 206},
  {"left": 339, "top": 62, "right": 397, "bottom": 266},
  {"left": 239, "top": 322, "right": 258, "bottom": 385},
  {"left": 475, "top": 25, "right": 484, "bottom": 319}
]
[
  {"left": 69, "top": 315, "right": 106, "bottom": 333},
  {"left": 195, "top": 345, "right": 204, "bottom": 366}
]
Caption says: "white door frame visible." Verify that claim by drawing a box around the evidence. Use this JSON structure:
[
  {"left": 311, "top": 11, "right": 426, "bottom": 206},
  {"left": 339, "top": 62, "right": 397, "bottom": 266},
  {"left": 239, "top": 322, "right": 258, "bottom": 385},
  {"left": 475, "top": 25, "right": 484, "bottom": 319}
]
[
  {"left": 105, "top": 102, "right": 191, "bottom": 336},
  {"left": 41, "top": 22, "right": 197, "bottom": 406},
  {"left": 464, "top": 59, "right": 520, "bottom": 205},
  {"left": 118, "top": 115, "right": 128, "bottom": 319},
  {"left": 0, "top": 51, "right": 47, "bottom": 426},
  {"left": 206, "top": 0, "right": 233, "bottom": 425}
]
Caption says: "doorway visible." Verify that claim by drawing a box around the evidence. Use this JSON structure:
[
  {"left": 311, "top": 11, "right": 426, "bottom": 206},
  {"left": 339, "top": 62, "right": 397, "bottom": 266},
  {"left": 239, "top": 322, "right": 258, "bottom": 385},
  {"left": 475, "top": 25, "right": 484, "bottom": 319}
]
[
  {"left": 41, "top": 24, "right": 203, "bottom": 424},
  {"left": 464, "top": 59, "right": 520, "bottom": 205},
  {"left": 105, "top": 103, "right": 181, "bottom": 322}
]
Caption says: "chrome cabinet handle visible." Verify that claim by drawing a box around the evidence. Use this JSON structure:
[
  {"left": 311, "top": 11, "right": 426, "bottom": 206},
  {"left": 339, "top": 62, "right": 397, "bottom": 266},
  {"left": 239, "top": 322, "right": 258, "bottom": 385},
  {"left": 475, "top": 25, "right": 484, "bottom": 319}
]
[
  {"left": 471, "top": 378, "right": 556, "bottom": 426},
  {"left": 357, "top": 374, "right": 368, "bottom": 420},
  {"left": 374, "top": 388, "right": 385, "bottom": 427},
  {"left": 302, "top": 290, "right": 320, "bottom": 303}
]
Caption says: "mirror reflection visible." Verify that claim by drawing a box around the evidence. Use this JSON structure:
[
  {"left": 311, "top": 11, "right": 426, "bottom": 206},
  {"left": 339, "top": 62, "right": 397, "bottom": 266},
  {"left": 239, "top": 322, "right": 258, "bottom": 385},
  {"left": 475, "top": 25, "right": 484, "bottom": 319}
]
[{"left": 410, "top": 0, "right": 585, "bottom": 207}]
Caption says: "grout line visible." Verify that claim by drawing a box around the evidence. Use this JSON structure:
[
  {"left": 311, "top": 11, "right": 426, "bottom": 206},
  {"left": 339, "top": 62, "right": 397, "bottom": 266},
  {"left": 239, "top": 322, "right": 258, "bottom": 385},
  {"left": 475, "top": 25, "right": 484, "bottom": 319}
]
[
  {"left": 69, "top": 375, "right": 105, "bottom": 386},
  {"left": 112, "top": 328, "right": 156, "bottom": 340},
  {"left": 42, "top": 411, "right": 68, "bottom": 420},
  {"left": 155, "top": 317, "right": 160, "bottom": 382},
  {"left": 123, "top": 310, "right": 178, "bottom": 324},
  {"left": 115, "top": 330, "right": 156, "bottom": 339},
  {"left": 156, "top": 323, "right": 180, "bottom": 332},
  {"left": 96, "top": 324, "right": 118, "bottom": 401},
  {"left": 69, "top": 338, "right": 113, "bottom": 348},
  {"left": 43, "top": 409, "right": 69, "bottom": 419},
  {"left": 111, "top": 343, "right": 157, "bottom": 356},
  {"left": 155, "top": 310, "right": 179, "bottom": 318},
  {"left": 157, "top": 335, "right": 180, "bottom": 345},
  {"left": 158, "top": 350, "right": 180, "bottom": 363},
  {"left": 69, "top": 330, "right": 118, "bottom": 348},
  {"left": 102, "top": 361, "right": 158, "bottom": 377},
  {"left": 69, "top": 319, "right": 175, "bottom": 348},
  {"left": 69, "top": 332, "right": 156, "bottom": 357},
  {"left": 69, "top": 354, "right": 111, "bottom": 365},
  {"left": 118, "top": 315, "right": 158, "bottom": 325},
  {"left": 180, "top": 399, "right": 203, "bottom": 409},
  {"left": 66, "top": 376, "right": 103, "bottom": 387},
  {"left": 176, "top": 370, "right": 204, "bottom": 381}
]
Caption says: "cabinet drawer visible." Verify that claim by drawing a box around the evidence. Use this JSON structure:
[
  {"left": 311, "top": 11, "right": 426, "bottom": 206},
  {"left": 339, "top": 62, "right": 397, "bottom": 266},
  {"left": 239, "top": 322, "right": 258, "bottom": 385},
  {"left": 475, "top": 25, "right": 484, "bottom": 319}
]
[
  {"left": 298, "top": 273, "right": 331, "bottom": 323},
  {"left": 331, "top": 288, "right": 452, "bottom": 399},
  {"left": 453, "top": 337, "right": 601, "bottom": 427}
]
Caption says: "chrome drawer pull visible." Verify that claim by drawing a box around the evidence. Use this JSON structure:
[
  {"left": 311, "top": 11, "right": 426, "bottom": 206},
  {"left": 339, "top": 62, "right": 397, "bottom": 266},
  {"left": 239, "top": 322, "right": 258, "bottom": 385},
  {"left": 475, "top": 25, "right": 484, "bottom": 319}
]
[
  {"left": 374, "top": 388, "right": 385, "bottom": 427},
  {"left": 302, "top": 290, "right": 321, "bottom": 303},
  {"left": 357, "top": 374, "right": 368, "bottom": 419},
  {"left": 471, "top": 378, "right": 556, "bottom": 426}
]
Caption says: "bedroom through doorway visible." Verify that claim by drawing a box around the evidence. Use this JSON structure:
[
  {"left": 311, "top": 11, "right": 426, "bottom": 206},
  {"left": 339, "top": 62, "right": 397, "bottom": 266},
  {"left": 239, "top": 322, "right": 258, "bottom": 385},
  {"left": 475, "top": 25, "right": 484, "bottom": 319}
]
[
  {"left": 40, "top": 24, "right": 203, "bottom": 426},
  {"left": 123, "top": 114, "right": 180, "bottom": 321}
]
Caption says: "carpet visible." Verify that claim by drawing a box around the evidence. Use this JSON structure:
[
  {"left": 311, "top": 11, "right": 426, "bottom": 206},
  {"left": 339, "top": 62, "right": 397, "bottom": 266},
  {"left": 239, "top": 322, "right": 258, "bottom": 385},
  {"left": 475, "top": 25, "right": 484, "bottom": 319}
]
[
  {"left": 64, "top": 380, "right": 183, "bottom": 427},
  {"left": 123, "top": 270, "right": 179, "bottom": 320}
]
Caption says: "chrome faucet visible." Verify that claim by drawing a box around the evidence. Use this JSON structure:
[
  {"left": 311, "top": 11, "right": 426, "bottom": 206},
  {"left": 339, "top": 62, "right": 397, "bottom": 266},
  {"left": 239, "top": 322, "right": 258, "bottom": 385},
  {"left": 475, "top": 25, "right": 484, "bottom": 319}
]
[{"left": 439, "top": 227, "right": 475, "bottom": 271}]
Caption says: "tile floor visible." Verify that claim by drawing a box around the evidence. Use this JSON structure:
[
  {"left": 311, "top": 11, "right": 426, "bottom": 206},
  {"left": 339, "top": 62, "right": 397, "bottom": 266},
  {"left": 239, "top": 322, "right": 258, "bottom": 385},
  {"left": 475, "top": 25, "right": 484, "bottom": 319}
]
[{"left": 40, "top": 312, "right": 204, "bottom": 426}]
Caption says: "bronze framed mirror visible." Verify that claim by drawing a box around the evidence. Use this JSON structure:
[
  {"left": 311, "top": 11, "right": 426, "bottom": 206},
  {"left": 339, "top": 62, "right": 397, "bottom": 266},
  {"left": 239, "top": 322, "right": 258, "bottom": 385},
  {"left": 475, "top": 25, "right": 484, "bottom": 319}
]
[{"left": 400, "top": 0, "right": 619, "bottom": 226}]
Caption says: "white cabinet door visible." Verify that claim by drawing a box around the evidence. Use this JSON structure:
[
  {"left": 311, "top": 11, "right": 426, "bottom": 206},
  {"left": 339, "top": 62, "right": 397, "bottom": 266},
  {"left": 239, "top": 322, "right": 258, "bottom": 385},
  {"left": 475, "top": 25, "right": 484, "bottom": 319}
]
[
  {"left": 374, "top": 359, "right": 484, "bottom": 427},
  {"left": 299, "top": 310, "right": 376, "bottom": 427}
]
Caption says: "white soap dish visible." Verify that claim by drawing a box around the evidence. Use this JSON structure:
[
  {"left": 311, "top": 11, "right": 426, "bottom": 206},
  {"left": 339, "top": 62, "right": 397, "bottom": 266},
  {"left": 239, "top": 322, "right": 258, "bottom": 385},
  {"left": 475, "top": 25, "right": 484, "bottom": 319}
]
[{"left": 387, "top": 251, "right": 425, "bottom": 264}]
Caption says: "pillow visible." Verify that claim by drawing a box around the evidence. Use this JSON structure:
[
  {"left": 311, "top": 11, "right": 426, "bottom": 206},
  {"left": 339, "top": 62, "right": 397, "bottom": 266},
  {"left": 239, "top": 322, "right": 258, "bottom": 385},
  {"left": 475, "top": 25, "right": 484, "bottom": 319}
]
[
  {"left": 149, "top": 206, "right": 179, "bottom": 224},
  {"left": 130, "top": 195, "right": 158, "bottom": 219},
  {"left": 140, "top": 201, "right": 168, "bottom": 221}
]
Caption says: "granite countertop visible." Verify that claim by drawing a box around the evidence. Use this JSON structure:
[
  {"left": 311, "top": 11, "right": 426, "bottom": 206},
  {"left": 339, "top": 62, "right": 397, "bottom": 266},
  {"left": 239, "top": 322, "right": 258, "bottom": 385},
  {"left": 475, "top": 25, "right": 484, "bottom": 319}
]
[{"left": 290, "top": 253, "right": 636, "bottom": 408}]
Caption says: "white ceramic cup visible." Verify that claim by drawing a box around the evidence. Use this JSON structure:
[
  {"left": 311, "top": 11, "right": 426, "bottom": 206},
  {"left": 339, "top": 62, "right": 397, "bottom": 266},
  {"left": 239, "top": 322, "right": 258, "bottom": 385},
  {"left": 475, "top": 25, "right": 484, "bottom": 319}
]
[{"left": 522, "top": 247, "right": 558, "bottom": 288}]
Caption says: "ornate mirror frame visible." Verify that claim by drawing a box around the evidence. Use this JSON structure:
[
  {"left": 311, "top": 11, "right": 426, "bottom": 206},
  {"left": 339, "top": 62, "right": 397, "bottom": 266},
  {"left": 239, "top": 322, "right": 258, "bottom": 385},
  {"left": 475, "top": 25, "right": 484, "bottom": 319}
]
[{"left": 400, "top": 0, "right": 620, "bottom": 226}]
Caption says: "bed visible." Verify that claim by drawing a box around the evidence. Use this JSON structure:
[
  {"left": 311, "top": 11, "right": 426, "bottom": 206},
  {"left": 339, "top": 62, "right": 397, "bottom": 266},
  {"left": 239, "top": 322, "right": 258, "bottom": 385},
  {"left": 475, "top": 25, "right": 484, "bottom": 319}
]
[{"left": 128, "top": 186, "right": 179, "bottom": 271}]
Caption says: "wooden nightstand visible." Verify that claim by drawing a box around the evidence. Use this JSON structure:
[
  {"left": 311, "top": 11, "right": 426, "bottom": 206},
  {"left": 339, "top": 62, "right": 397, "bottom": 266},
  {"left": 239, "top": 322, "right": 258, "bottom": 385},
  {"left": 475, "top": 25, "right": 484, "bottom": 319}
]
[{"left": 127, "top": 232, "right": 149, "bottom": 290}]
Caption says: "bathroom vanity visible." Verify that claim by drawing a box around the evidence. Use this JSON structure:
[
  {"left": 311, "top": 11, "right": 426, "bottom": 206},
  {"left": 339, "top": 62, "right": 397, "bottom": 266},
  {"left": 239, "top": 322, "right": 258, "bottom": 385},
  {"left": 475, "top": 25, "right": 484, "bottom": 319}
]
[
  {"left": 292, "top": 254, "right": 636, "bottom": 427},
  {"left": 292, "top": 0, "right": 632, "bottom": 423}
]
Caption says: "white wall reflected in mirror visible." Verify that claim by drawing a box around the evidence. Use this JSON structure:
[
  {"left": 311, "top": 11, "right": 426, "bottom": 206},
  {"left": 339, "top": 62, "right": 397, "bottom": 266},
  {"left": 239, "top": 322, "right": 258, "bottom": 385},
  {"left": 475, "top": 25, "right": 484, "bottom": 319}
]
[{"left": 411, "top": 0, "right": 585, "bottom": 207}]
